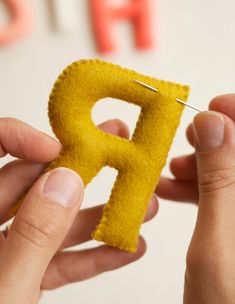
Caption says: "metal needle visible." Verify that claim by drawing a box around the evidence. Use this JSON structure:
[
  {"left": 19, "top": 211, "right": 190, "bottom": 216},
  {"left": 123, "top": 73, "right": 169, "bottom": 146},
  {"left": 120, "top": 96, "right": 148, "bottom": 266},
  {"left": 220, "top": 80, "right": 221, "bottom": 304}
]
[{"left": 133, "top": 79, "right": 202, "bottom": 113}]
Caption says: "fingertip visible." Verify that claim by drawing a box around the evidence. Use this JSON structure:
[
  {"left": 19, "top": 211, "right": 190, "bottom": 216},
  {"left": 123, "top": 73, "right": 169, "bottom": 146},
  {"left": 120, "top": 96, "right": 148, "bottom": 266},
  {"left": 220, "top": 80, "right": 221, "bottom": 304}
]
[
  {"left": 40, "top": 131, "right": 62, "bottom": 149},
  {"left": 186, "top": 123, "right": 195, "bottom": 147},
  {"left": 144, "top": 194, "right": 159, "bottom": 222},
  {"left": 170, "top": 156, "right": 184, "bottom": 178},
  {"left": 112, "top": 119, "right": 130, "bottom": 139},
  {"left": 135, "top": 236, "right": 147, "bottom": 257},
  {"left": 209, "top": 94, "right": 235, "bottom": 122},
  {"left": 0, "top": 118, "right": 62, "bottom": 162},
  {"left": 155, "top": 176, "right": 199, "bottom": 203},
  {"left": 169, "top": 154, "right": 197, "bottom": 182},
  {"left": 169, "top": 157, "right": 178, "bottom": 174},
  {"left": 98, "top": 119, "right": 130, "bottom": 139},
  {"left": 36, "top": 133, "right": 62, "bottom": 162},
  {"left": 209, "top": 94, "right": 235, "bottom": 109},
  {"left": 192, "top": 111, "right": 225, "bottom": 152},
  {"left": 155, "top": 176, "right": 167, "bottom": 197}
]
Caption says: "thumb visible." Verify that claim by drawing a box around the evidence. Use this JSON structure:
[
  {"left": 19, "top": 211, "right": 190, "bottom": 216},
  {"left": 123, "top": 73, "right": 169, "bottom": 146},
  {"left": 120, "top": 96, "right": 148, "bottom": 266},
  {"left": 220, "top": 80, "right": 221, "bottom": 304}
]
[
  {"left": 192, "top": 110, "right": 235, "bottom": 236},
  {"left": 0, "top": 167, "right": 83, "bottom": 299}
]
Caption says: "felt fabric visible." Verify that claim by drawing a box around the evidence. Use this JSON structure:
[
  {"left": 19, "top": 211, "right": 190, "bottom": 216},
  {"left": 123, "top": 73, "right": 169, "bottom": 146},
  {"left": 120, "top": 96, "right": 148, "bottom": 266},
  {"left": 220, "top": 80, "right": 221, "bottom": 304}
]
[
  {"left": 90, "top": 0, "right": 153, "bottom": 53},
  {"left": 45, "top": 59, "right": 190, "bottom": 252}
]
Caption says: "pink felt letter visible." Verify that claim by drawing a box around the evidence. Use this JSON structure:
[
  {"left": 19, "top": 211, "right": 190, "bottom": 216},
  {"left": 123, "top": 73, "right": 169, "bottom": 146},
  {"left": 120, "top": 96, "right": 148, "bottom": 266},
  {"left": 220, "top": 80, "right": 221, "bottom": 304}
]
[
  {"left": 90, "top": 0, "right": 153, "bottom": 53},
  {"left": 0, "top": 0, "right": 34, "bottom": 46}
]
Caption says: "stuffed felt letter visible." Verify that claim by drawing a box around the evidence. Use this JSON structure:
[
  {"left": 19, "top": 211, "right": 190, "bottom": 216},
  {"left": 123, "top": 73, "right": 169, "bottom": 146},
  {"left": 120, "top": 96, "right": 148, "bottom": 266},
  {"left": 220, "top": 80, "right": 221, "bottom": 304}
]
[{"left": 45, "top": 59, "right": 190, "bottom": 252}]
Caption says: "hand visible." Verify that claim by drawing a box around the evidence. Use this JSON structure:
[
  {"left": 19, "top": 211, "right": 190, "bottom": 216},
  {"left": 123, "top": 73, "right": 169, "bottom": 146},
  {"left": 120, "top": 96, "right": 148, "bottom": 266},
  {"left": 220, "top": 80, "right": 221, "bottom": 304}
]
[
  {"left": 0, "top": 118, "right": 158, "bottom": 304},
  {"left": 156, "top": 94, "right": 235, "bottom": 303}
]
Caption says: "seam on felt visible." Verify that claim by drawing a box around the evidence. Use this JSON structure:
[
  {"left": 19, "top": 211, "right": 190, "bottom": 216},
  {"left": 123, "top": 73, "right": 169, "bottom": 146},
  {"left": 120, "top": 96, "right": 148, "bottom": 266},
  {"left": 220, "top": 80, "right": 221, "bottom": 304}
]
[
  {"left": 92, "top": 149, "right": 161, "bottom": 251},
  {"left": 131, "top": 107, "right": 145, "bottom": 143},
  {"left": 92, "top": 206, "right": 137, "bottom": 252},
  {"left": 92, "top": 231, "right": 136, "bottom": 252},
  {"left": 91, "top": 171, "right": 138, "bottom": 252},
  {"left": 48, "top": 59, "right": 189, "bottom": 145},
  {"left": 48, "top": 59, "right": 189, "bottom": 105}
]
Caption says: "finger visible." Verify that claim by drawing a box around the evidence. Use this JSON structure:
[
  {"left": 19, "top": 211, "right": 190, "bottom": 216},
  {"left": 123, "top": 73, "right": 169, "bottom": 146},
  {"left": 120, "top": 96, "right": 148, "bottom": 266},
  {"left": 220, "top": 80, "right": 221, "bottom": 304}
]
[
  {"left": 98, "top": 119, "right": 130, "bottom": 138},
  {"left": 187, "top": 94, "right": 235, "bottom": 147},
  {"left": 209, "top": 94, "right": 235, "bottom": 121},
  {"left": 155, "top": 177, "right": 199, "bottom": 203},
  {"left": 187, "top": 110, "right": 235, "bottom": 276},
  {"left": 62, "top": 194, "right": 158, "bottom": 248},
  {"left": 170, "top": 154, "right": 197, "bottom": 182},
  {"left": 41, "top": 237, "right": 146, "bottom": 290},
  {"left": 0, "top": 167, "right": 84, "bottom": 297},
  {"left": 186, "top": 123, "right": 194, "bottom": 147},
  {"left": 0, "top": 118, "right": 61, "bottom": 162},
  {"left": 0, "top": 119, "right": 129, "bottom": 223},
  {"left": 192, "top": 111, "right": 235, "bottom": 223},
  {"left": 0, "top": 160, "right": 46, "bottom": 224}
]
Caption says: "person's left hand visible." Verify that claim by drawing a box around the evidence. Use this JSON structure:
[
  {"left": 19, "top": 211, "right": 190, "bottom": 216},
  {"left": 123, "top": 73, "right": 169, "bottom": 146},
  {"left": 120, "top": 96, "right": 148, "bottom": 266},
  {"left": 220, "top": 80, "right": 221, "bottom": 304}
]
[{"left": 0, "top": 118, "right": 158, "bottom": 303}]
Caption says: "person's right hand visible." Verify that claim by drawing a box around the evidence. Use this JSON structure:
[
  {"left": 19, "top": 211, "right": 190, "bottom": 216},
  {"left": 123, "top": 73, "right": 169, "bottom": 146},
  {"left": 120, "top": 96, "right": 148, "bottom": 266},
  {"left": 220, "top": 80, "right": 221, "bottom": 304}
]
[{"left": 156, "top": 94, "right": 235, "bottom": 303}]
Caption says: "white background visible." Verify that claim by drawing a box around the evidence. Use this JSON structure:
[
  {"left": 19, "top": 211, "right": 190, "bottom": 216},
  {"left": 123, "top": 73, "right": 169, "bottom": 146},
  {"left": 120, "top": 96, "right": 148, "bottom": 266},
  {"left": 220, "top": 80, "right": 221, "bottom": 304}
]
[{"left": 0, "top": 0, "right": 235, "bottom": 303}]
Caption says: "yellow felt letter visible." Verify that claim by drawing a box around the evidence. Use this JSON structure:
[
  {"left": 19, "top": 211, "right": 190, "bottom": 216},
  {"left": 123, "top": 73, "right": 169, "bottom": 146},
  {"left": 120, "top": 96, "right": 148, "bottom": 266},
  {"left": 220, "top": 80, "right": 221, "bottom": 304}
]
[{"left": 47, "top": 59, "right": 189, "bottom": 252}]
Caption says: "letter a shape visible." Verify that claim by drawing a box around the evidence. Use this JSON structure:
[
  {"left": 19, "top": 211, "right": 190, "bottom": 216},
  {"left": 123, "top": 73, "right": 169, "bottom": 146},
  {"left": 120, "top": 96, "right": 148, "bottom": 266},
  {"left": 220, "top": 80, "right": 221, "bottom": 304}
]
[{"left": 48, "top": 60, "right": 189, "bottom": 252}]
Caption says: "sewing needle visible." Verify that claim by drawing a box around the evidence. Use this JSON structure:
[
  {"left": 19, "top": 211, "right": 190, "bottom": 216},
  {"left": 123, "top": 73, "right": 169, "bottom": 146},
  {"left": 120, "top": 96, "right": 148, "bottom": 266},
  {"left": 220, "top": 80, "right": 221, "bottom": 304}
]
[{"left": 133, "top": 79, "right": 202, "bottom": 113}]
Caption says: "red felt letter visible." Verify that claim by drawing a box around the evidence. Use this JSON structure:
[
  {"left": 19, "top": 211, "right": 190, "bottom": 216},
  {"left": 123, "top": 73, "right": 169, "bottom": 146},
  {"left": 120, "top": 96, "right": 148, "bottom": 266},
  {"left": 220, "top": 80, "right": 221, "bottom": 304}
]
[
  {"left": 90, "top": 0, "right": 153, "bottom": 53},
  {"left": 0, "top": 0, "right": 34, "bottom": 46}
]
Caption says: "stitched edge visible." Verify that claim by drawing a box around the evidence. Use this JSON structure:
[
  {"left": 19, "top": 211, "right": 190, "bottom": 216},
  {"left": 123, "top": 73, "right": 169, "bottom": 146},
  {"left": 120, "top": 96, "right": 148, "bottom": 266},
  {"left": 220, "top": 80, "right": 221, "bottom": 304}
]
[{"left": 48, "top": 59, "right": 190, "bottom": 251}]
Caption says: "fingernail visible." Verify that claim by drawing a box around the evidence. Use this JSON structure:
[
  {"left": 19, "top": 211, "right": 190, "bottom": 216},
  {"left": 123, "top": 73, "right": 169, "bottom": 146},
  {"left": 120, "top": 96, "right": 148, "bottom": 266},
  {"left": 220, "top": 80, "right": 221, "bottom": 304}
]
[
  {"left": 145, "top": 193, "right": 159, "bottom": 219},
  {"left": 151, "top": 193, "right": 158, "bottom": 205},
  {"left": 193, "top": 111, "right": 224, "bottom": 151},
  {"left": 43, "top": 168, "right": 83, "bottom": 207},
  {"left": 151, "top": 193, "right": 159, "bottom": 213}
]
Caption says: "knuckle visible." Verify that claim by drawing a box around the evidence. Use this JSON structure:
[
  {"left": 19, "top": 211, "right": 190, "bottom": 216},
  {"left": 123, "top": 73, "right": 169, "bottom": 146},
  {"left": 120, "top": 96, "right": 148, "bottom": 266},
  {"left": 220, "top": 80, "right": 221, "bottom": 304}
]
[
  {"left": 41, "top": 262, "right": 71, "bottom": 290},
  {"left": 198, "top": 166, "right": 235, "bottom": 194},
  {"left": 12, "top": 216, "right": 59, "bottom": 248},
  {"left": 112, "top": 118, "right": 123, "bottom": 125},
  {"left": 55, "top": 262, "right": 73, "bottom": 285}
]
